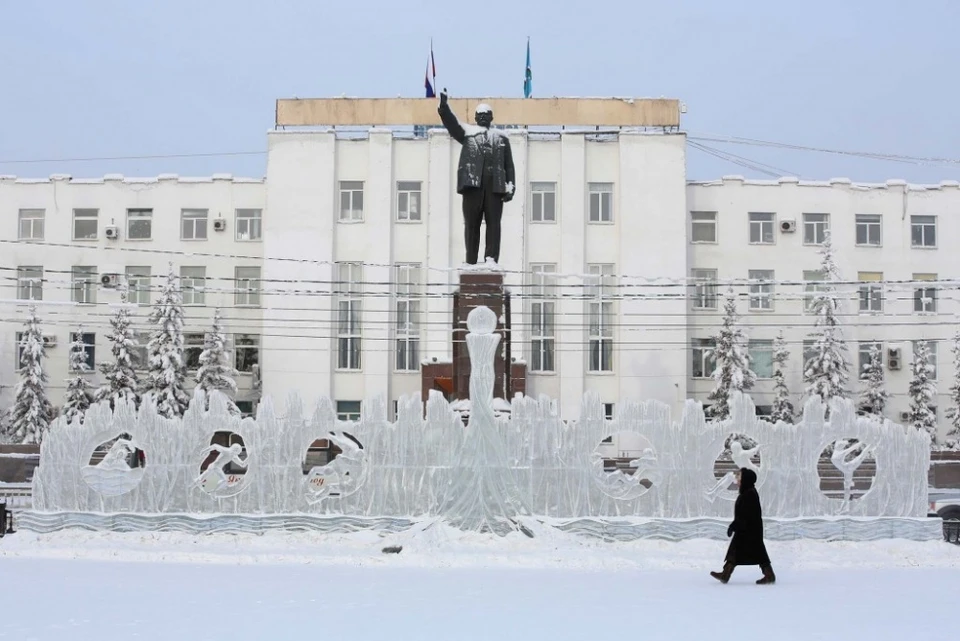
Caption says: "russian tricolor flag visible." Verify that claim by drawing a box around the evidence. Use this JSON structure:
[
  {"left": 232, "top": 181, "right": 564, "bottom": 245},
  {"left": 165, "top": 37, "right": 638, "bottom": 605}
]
[{"left": 425, "top": 41, "right": 436, "bottom": 98}]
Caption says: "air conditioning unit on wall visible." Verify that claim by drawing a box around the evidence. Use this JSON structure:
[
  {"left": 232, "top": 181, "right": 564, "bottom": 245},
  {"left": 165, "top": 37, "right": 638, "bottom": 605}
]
[
  {"left": 780, "top": 220, "right": 797, "bottom": 233},
  {"left": 104, "top": 225, "right": 119, "bottom": 239},
  {"left": 42, "top": 334, "right": 57, "bottom": 347},
  {"left": 899, "top": 411, "right": 911, "bottom": 422},
  {"left": 887, "top": 347, "right": 902, "bottom": 370},
  {"left": 213, "top": 219, "right": 226, "bottom": 232},
  {"left": 100, "top": 273, "right": 121, "bottom": 288}
]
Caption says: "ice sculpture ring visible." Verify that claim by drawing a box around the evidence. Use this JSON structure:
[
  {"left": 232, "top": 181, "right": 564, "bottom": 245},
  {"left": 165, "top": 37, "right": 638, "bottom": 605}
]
[{"left": 466, "top": 306, "right": 497, "bottom": 335}]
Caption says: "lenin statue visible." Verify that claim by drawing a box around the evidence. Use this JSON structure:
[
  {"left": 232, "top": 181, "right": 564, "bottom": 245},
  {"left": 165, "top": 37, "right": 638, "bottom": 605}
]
[{"left": 438, "top": 90, "right": 516, "bottom": 265}]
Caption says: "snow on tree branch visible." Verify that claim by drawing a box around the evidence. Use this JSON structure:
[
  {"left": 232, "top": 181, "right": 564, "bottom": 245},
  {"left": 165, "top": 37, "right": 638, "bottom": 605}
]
[
  {"left": 94, "top": 287, "right": 141, "bottom": 409},
  {"left": 943, "top": 332, "right": 960, "bottom": 450},
  {"left": 707, "top": 288, "right": 756, "bottom": 422},
  {"left": 63, "top": 328, "right": 93, "bottom": 424},
  {"left": 5, "top": 306, "right": 54, "bottom": 444},
  {"left": 908, "top": 339, "right": 938, "bottom": 446},
  {"left": 770, "top": 331, "right": 794, "bottom": 424},
  {"left": 143, "top": 263, "right": 190, "bottom": 419},
  {"left": 195, "top": 308, "right": 239, "bottom": 414},
  {"left": 858, "top": 343, "right": 889, "bottom": 418}
]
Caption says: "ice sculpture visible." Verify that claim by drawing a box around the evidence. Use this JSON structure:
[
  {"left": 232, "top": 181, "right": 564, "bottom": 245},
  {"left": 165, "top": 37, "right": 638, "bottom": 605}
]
[
  {"left": 31, "top": 306, "right": 932, "bottom": 526},
  {"left": 830, "top": 439, "right": 874, "bottom": 513}
]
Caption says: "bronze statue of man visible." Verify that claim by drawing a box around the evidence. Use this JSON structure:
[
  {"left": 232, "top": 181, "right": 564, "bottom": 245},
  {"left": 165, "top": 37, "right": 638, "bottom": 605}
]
[{"left": 438, "top": 90, "right": 516, "bottom": 266}]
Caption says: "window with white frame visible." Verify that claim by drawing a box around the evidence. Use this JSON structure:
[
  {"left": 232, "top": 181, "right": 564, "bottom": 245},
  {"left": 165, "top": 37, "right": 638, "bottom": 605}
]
[
  {"left": 339, "top": 181, "right": 364, "bottom": 221},
  {"left": 913, "top": 273, "right": 938, "bottom": 313},
  {"left": 16, "top": 266, "right": 43, "bottom": 300},
  {"left": 71, "top": 266, "right": 97, "bottom": 304},
  {"left": 69, "top": 332, "right": 96, "bottom": 370},
  {"left": 337, "top": 263, "right": 362, "bottom": 370},
  {"left": 72, "top": 209, "right": 98, "bottom": 240},
  {"left": 127, "top": 209, "right": 153, "bottom": 240},
  {"left": 857, "top": 271, "right": 883, "bottom": 313},
  {"left": 858, "top": 341, "right": 882, "bottom": 377},
  {"left": 131, "top": 331, "right": 148, "bottom": 371},
  {"left": 395, "top": 264, "right": 421, "bottom": 371},
  {"left": 180, "top": 266, "right": 206, "bottom": 306},
  {"left": 691, "top": 268, "right": 718, "bottom": 310},
  {"left": 234, "top": 334, "right": 260, "bottom": 373},
  {"left": 531, "top": 182, "right": 557, "bottom": 222},
  {"left": 803, "top": 270, "right": 825, "bottom": 312},
  {"left": 913, "top": 340, "right": 938, "bottom": 379},
  {"left": 529, "top": 264, "right": 557, "bottom": 372},
  {"left": 396, "top": 181, "right": 422, "bottom": 222},
  {"left": 855, "top": 214, "right": 882, "bottom": 246},
  {"left": 181, "top": 209, "right": 208, "bottom": 240},
  {"left": 692, "top": 338, "right": 716, "bottom": 378},
  {"left": 691, "top": 211, "right": 717, "bottom": 243},
  {"left": 336, "top": 400, "right": 361, "bottom": 421},
  {"left": 14, "top": 332, "right": 25, "bottom": 368},
  {"left": 235, "top": 266, "right": 261, "bottom": 306},
  {"left": 18, "top": 209, "right": 44, "bottom": 240},
  {"left": 588, "top": 183, "right": 613, "bottom": 222},
  {"left": 235, "top": 209, "right": 262, "bottom": 240},
  {"left": 184, "top": 333, "right": 205, "bottom": 370},
  {"left": 911, "top": 215, "right": 937, "bottom": 248},
  {"left": 803, "top": 340, "right": 816, "bottom": 367},
  {"left": 749, "top": 339, "right": 774, "bottom": 378},
  {"left": 748, "top": 212, "right": 775, "bottom": 244},
  {"left": 748, "top": 269, "right": 774, "bottom": 310},
  {"left": 125, "top": 266, "right": 151, "bottom": 305},
  {"left": 803, "top": 213, "right": 829, "bottom": 245},
  {"left": 587, "top": 264, "right": 614, "bottom": 372}
]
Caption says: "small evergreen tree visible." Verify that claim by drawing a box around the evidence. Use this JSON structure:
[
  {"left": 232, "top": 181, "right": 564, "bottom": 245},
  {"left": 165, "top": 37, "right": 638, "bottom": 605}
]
[
  {"left": 770, "top": 331, "right": 794, "bottom": 423},
  {"left": 94, "top": 288, "right": 141, "bottom": 408},
  {"left": 908, "top": 339, "right": 938, "bottom": 444},
  {"left": 945, "top": 331, "right": 960, "bottom": 450},
  {"left": 62, "top": 329, "right": 94, "bottom": 424},
  {"left": 6, "top": 306, "right": 54, "bottom": 444},
  {"left": 707, "top": 288, "right": 757, "bottom": 421},
  {"left": 858, "top": 343, "right": 889, "bottom": 417},
  {"left": 195, "top": 308, "right": 239, "bottom": 413},
  {"left": 144, "top": 263, "right": 190, "bottom": 419},
  {"left": 804, "top": 230, "right": 851, "bottom": 408}
]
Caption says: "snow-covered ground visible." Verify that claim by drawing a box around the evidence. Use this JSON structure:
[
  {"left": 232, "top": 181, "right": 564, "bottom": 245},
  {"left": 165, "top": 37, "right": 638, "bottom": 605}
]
[{"left": 1, "top": 526, "right": 957, "bottom": 640}]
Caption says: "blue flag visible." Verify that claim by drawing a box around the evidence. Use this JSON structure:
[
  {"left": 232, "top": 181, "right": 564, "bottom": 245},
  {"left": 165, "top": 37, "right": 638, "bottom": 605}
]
[
  {"left": 524, "top": 38, "right": 532, "bottom": 98},
  {"left": 425, "top": 41, "right": 436, "bottom": 98}
]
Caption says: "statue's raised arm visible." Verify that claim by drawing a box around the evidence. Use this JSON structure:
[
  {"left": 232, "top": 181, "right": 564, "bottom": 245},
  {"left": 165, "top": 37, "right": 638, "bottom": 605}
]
[{"left": 437, "top": 89, "right": 466, "bottom": 144}]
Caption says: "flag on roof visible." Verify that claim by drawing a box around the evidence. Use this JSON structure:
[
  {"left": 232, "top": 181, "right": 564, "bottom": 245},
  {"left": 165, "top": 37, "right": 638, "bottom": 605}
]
[
  {"left": 523, "top": 38, "right": 532, "bottom": 98},
  {"left": 425, "top": 40, "right": 436, "bottom": 98}
]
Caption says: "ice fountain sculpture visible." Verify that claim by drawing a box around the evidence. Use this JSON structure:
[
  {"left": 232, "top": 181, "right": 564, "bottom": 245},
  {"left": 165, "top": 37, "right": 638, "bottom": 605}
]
[{"left": 31, "top": 306, "right": 932, "bottom": 527}]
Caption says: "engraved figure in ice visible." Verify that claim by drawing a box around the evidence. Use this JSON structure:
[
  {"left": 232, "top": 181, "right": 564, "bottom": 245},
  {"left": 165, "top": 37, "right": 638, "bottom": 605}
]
[
  {"left": 80, "top": 435, "right": 146, "bottom": 497},
  {"left": 196, "top": 442, "right": 247, "bottom": 493},
  {"left": 592, "top": 436, "right": 661, "bottom": 501},
  {"left": 304, "top": 432, "right": 367, "bottom": 504},
  {"left": 706, "top": 440, "right": 760, "bottom": 503},
  {"left": 830, "top": 439, "right": 873, "bottom": 512}
]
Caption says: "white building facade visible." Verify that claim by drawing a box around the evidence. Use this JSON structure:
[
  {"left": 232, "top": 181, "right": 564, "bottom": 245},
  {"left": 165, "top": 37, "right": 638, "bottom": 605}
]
[{"left": 1, "top": 123, "right": 958, "bottom": 442}]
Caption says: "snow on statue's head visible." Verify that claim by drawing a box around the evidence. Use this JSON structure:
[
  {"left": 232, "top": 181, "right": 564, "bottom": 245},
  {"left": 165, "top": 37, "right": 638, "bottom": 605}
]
[{"left": 474, "top": 103, "right": 493, "bottom": 128}]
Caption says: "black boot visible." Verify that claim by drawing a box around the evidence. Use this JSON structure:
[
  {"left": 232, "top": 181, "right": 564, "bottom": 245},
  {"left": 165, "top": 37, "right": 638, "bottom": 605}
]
[
  {"left": 710, "top": 562, "right": 734, "bottom": 584},
  {"left": 757, "top": 564, "right": 776, "bottom": 585}
]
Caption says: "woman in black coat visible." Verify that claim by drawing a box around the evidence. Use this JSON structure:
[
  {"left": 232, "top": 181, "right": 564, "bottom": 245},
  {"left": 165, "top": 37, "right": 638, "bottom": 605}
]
[{"left": 710, "top": 467, "right": 776, "bottom": 584}]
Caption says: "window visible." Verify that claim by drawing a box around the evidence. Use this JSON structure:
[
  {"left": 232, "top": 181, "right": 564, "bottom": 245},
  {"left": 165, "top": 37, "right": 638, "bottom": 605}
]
[
  {"left": 395, "top": 264, "right": 421, "bottom": 371},
  {"left": 396, "top": 181, "right": 422, "bottom": 222},
  {"left": 855, "top": 214, "right": 882, "bottom": 246},
  {"left": 749, "top": 340, "right": 774, "bottom": 378},
  {"left": 913, "top": 273, "right": 938, "bottom": 313},
  {"left": 181, "top": 209, "right": 208, "bottom": 240},
  {"left": 236, "top": 209, "right": 262, "bottom": 240},
  {"left": 180, "top": 267, "right": 206, "bottom": 306},
  {"left": 16, "top": 266, "right": 43, "bottom": 300},
  {"left": 857, "top": 271, "right": 883, "bottom": 313},
  {"left": 587, "top": 264, "right": 614, "bottom": 372},
  {"left": 339, "top": 181, "right": 364, "bottom": 221},
  {"left": 131, "top": 332, "right": 148, "bottom": 371},
  {"left": 531, "top": 182, "right": 557, "bottom": 222},
  {"left": 913, "top": 341, "right": 938, "bottom": 380},
  {"left": 748, "top": 212, "right": 775, "bottom": 244},
  {"left": 15, "top": 332, "right": 25, "bottom": 368},
  {"left": 530, "top": 264, "right": 557, "bottom": 372},
  {"left": 234, "top": 334, "right": 260, "bottom": 373},
  {"left": 69, "top": 332, "right": 96, "bottom": 371},
  {"left": 588, "top": 183, "right": 613, "bottom": 222},
  {"left": 803, "top": 270, "right": 825, "bottom": 313},
  {"left": 692, "top": 338, "right": 716, "bottom": 378},
  {"left": 336, "top": 400, "right": 361, "bottom": 421},
  {"left": 73, "top": 209, "right": 99, "bottom": 240},
  {"left": 337, "top": 263, "right": 362, "bottom": 370},
  {"left": 803, "top": 213, "right": 829, "bottom": 245},
  {"left": 858, "top": 341, "right": 882, "bottom": 377},
  {"left": 803, "top": 340, "right": 816, "bottom": 366},
  {"left": 184, "top": 333, "right": 205, "bottom": 370},
  {"left": 125, "top": 267, "right": 151, "bottom": 305},
  {"left": 127, "top": 209, "right": 153, "bottom": 240},
  {"left": 691, "top": 268, "right": 718, "bottom": 310},
  {"left": 18, "top": 209, "right": 44, "bottom": 240},
  {"left": 603, "top": 403, "right": 615, "bottom": 420},
  {"left": 691, "top": 211, "right": 717, "bottom": 243},
  {"left": 71, "top": 266, "right": 97, "bottom": 304},
  {"left": 911, "top": 215, "right": 936, "bottom": 248},
  {"left": 235, "top": 266, "right": 261, "bottom": 306},
  {"left": 748, "top": 270, "right": 774, "bottom": 311}
]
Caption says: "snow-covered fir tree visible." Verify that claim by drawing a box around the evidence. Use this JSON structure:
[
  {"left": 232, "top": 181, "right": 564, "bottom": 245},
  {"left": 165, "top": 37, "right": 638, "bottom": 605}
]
[
  {"left": 143, "top": 264, "right": 190, "bottom": 418},
  {"left": 908, "top": 339, "right": 938, "bottom": 444},
  {"left": 858, "top": 343, "right": 889, "bottom": 418},
  {"left": 803, "top": 230, "right": 851, "bottom": 408},
  {"left": 195, "top": 308, "right": 239, "bottom": 413},
  {"left": 6, "top": 306, "right": 54, "bottom": 444},
  {"left": 94, "top": 288, "right": 141, "bottom": 408},
  {"left": 62, "top": 329, "right": 94, "bottom": 424},
  {"left": 707, "top": 288, "right": 757, "bottom": 421},
  {"left": 770, "top": 331, "right": 794, "bottom": 423},
  {"left": 945, "top": 331, "right": 960, "bottom": 450}
]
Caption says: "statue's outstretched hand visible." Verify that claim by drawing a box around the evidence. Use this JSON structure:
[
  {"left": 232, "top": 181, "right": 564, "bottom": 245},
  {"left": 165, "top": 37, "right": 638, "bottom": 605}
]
[{"left": 439, "top": 89, "right": 448, "bottom": 106}]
